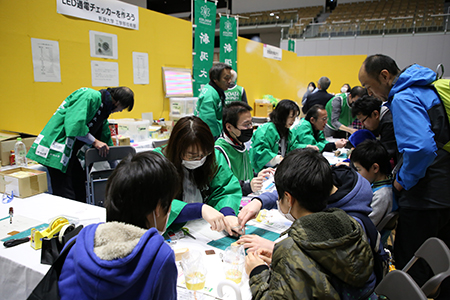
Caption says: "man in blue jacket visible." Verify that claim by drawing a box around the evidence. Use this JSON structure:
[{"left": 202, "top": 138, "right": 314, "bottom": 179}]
[{"left": 359, "top": 54, "right": 450, "bottom": 298}]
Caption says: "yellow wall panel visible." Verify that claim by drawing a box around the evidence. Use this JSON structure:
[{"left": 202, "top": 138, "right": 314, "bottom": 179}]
[
  {"left": 236, "top": 36, "right": 366, "bottom": 115},
  {"left": 0, "top": 0, "right": 192, "bottom": 135}
]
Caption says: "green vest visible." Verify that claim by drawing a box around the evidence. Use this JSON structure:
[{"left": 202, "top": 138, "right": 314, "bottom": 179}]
[
  {"left": 215, "top": 137, "right": 253, "bottom": 181},
  {"left": 153, "top": 147, "right": 242, "bottom": 229},
  {"left": 224, "top": 85, "right": 244, "bottom": 104},
  {"left": 290, "top": 119, "right": 328, "bottom": 152},
  {"left": 325, "top": 93, "right": 353, "bottom": 130},
  {"left": 194, "top": 83, "right": 223, "bottom": 138},
  {"left": 26, "top": 88, "right": 113, "bottom": 173}
]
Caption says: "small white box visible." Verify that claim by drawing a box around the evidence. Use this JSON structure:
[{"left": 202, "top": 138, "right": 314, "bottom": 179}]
[
  {"left": 170, "top": 97, "right": 198, "bottom": 116},
  {"left": 116, "top": 118, "right": 150, "bottom": 142}
]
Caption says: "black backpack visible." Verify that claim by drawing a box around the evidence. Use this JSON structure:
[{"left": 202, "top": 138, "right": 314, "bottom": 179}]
[{"left": 27, "top": 238, "right": 77, "bottom": 300}]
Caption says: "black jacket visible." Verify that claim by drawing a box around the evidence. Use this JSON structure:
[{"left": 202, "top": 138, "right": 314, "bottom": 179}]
[{"left": 302, "top": 90, "right": 334, "bottom": 114}]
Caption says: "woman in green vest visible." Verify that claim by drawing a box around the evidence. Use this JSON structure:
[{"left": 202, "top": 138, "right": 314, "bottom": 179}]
[
  {"left": 250, "top": 99, "right": 301, "bottom": 173},
  {"left": 154, "top": 116, "right": 242, "bottom": 234},
  {"left": 27, "top": 87, "right": 134, "bottom": 202}
]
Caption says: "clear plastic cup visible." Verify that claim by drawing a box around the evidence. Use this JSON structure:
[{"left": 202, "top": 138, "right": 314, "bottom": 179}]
[
  {"left": 181, "top": 250, "right": 207, "bottom": 291},
  {"left": 223, "top": 244, "right": 245, "bottom": 284}
]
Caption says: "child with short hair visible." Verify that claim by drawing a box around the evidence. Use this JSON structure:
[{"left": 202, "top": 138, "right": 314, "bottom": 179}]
[
  {"left": 350, "top": 139, "right": 396, "bottom": 226},
  {"left": 245, "top": 148, "right": 375, "bottom": 299}
]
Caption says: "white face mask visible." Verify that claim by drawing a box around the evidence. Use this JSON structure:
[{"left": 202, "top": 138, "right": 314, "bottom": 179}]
[
  {"left": 308, "top": 86, "right": 314, "bottom": 92},
  {"left": 341, "top": 87, "right": 348, "bottom": 93},
  {"left": 153, "top": 210, "right": 169, "bottom": 235},
  {"left": 182, "top": 155, "right": 207, "bottom": 170},
  {"left": 277, "top": 199, "right": 295, "bottom": 222}
]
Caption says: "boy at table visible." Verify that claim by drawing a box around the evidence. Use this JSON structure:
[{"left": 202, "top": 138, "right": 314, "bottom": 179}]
[
  {"left": 244, "top": 149, "right": 375, "bottom": 299},
  {"left": 215, "top": 101, "right": 274, "bottom": 196},
  {"left": 58, "top": 152, "right": 180, "bottom": 300},
  {"left": 351, "top": 139, "right": 397, "bottom": 227}
]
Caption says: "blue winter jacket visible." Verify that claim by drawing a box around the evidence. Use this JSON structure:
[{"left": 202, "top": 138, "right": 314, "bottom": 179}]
[
  {"left": 386, "top": 64, "right": 450, "bottom": 208},
  {"left": 58, "top": 223, "right": 177, "bottom": 300}
]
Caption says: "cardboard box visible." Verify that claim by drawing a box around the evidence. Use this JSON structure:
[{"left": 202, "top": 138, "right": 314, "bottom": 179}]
[
  {"left": 0, "top": 132, "right": 36, "bottom": 166},
  {"left": 0, "top": 167, "right": 48, "bottom": 198},
  {"left": 112, "top": 136, "right": 131, "bottom": 146},
  {"left": 254, "top": 103, "right": 273, "bottom": 117}
]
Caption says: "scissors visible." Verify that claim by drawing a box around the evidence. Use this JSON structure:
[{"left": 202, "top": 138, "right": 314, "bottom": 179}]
[{"left": 181, "top": 227, "right": 196, "bottom": 240}]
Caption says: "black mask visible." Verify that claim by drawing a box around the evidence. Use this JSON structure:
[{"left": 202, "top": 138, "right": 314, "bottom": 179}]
[{"left": 237, "top": 128, "right": 253, "bottom": 143}]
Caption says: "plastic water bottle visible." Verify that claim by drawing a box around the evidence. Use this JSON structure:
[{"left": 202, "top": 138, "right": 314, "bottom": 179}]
[{"left": 14, "top": 137, "right": 28, "bottom": 167}]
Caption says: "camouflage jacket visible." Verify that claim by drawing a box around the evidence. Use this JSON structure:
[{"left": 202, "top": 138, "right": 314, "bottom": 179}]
[{"left": 249, "top": 208, "right": 374, "bottom": 299}]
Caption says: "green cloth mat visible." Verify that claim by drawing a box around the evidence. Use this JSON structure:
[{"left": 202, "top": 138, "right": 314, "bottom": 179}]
[{"left": 207, "top": 225, "right": 280, "bottom": 250}]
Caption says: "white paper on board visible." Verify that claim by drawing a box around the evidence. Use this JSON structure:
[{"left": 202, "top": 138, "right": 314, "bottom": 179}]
[
  {"left": 133, "top": 52, "right": 149, "bottom": 85},
  {"left": 91, "top": 61, "right": 119, "bottom": 87},
  {"left": 31, "top": 38, "right": 61, "bottom": 82}
]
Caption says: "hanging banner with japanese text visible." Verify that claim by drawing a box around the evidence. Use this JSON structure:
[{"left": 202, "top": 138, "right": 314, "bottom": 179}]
[
  {"left": 219, "top": 16, "right": 237, "bottom": 70},
  {"left": 288, "top": 39, "right": 296, "bottom": 52},
  {"left": 57, "top": 0, "right": 139, "bottom": 30},
  {"left": 193, "top": 0, "right": 216, "bottom": 96}
]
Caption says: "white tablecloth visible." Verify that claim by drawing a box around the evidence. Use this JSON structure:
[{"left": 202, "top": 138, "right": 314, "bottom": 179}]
[{"left": 0, "top": 193, "right": 106, "bottom": 300}]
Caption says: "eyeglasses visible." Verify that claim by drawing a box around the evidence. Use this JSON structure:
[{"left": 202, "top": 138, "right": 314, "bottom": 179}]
[
  {"left": 183, "top": 152, "right": 211, "bottom": 161},
  {"left": 238, "top": 122, "right": 253, "bottom": 129},
  {"left": 360, "top": 114, "right": 370, "bottom": 124}
]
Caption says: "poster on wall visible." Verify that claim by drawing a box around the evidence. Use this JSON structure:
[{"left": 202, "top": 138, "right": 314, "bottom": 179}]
[
  {"left": 57, "top": 0, "right": 139, "bottom": 30},
  {"left": 263, "top": 44, "right": 282, "bottom": 61},
  {"left": 193, "top": 0, "right": 217, "bottom": 96},
  {"left": 91, "top": 61, "right": 119, "bottom": 87},
  {"left": 31, "top": 38, "right": 61, "bottom": 82},
  {"left": 90, "top": 31, "right": 118, "bottom": 59},
  {"left": 219, "top": 16, "right": 237, "bottom": 69},
  {"left": 133, "top": 52, "right": 149, "bottom": 85}
]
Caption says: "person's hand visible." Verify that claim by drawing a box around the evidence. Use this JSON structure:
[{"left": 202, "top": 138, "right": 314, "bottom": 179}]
[
  {"left": 224, "top": 215, "right": 244, "bottom": 236},
  {"left": 306, "top": 145, "right": 320, "bottom": 151},
  {"left": 250, "top": 168, "right": 275, "bottom": 192},
  {"left": 93, "top": 139, "right": 109, "bottom": 157},
  {"left": 238, "top": 234, "right": 275, "bottom": 253},
  {"left": 335, "top": 138, "right": 347, "bottom": 149},
  {"left": 256, "top": 248, "right": 273, "bottom": 265},
  {"left": 201, "top": 205, "right": 232, "bottom": 235},
  {"left": 238, "top": 199, "right": 262, "bottom": 229},
  {"left": 250, "top": 177, "right": 264, "bottom": 193},
  {"left": 393, "top": 179, "right": 403, "bottom": 192},
  {"left": 245, "top": 251, "right": 266, "bottom": 276},
  {"left": 349, "top": 128, "right": 358, "bottom": 134},
  {"left": 258, "top": 168, "right": 275, "bottom": 178}
]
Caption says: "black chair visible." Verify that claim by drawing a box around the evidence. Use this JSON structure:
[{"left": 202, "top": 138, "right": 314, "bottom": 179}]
[
  {"left": 403, "top": 237, "right": 450, "bottom": 298},
  {"left": 85, "top": 146, "right": 136, "bottom": 206},
  {"left": 375, "top": 270, "right": 428, "bottom": 300}
]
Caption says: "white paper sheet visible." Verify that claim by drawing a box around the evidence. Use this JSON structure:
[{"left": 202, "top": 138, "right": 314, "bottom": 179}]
[
  {"left": 133, "top": 52, "right": 149, "bottom": 85},
  {"left": 91, "top": 61, "right": 119, "bottom": 87},
  {"left": 31, "top": 38, "right": 61, "bottom": 82}
]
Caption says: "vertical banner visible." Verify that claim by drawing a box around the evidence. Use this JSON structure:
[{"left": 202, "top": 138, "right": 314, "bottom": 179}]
[
  {"left": 193, "top": 0, "right": 217, "bottom": 96},
  {"left": 219, "top": 16, "right": 237, "bottom": 69},
  {"left": 288, "top": 39, "right": 296, "bottom": 52}
]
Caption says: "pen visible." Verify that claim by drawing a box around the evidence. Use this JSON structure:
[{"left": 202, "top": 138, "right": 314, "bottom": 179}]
[{"left": 9, "top": 207, "right": 13, "bottom": 224}]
